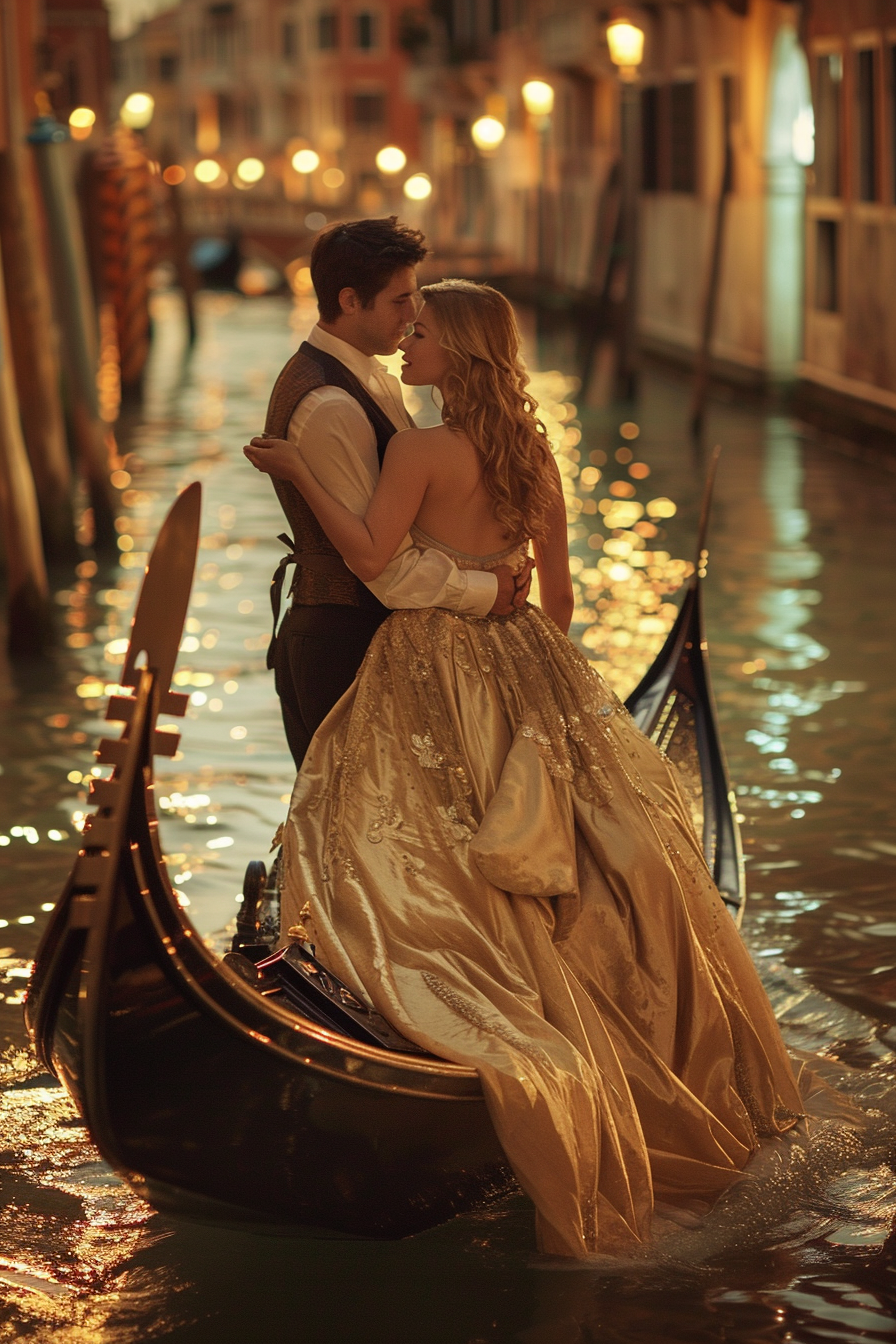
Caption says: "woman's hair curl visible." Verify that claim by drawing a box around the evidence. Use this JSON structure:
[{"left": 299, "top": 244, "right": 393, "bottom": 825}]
[{"left": 419, "top": 279, "right": 557, "bottom": 541}]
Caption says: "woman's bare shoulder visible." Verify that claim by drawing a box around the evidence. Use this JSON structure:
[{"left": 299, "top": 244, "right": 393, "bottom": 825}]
[{"left": 387, "top": 424, "right": 459, "bottom": 454}]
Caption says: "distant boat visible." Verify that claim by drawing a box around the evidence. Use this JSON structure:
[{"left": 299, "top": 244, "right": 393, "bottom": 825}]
[{"left": 25, "top": 465, "right": 743, "bottom": 1236}]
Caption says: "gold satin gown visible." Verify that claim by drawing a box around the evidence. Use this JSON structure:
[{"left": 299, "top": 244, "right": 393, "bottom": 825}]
[{"left": 279, "top": 530, "right": 803, "bottom": 1259}]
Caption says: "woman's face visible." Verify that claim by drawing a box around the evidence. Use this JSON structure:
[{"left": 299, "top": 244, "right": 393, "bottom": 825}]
[{"left": 398, "top": 305, "right": 452, "bottom": 387}]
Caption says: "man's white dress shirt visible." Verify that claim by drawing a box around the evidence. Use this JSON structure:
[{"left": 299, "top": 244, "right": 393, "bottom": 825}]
[{"left": 284, "top": 325, "right": 498, "bottom": 614}]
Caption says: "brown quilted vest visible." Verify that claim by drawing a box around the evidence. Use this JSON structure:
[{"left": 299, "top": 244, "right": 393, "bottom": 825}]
[{"left": 263, "top": 342, "right": 400, "bottom": 661}]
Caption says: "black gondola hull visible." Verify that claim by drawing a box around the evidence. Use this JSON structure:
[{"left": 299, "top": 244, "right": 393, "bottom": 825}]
[{"left": 27, "top": 672, "right": 512, "bottom": 1239}]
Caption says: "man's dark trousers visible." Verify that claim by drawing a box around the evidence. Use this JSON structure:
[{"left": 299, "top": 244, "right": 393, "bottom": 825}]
[{"left": 274, "top": 603, "right": 389, "bottom": 769}]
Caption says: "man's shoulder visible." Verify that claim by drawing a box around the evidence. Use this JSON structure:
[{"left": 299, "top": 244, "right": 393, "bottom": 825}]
[{"left": 288, "top": 386, "right": 373, "bottom": 441}]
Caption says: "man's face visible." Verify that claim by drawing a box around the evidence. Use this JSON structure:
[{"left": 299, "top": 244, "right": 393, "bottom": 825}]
[{"left": 351, "top": 267, "right": 420, "bottom": 356}]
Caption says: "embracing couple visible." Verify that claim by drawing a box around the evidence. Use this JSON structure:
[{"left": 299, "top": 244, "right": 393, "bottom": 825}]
[{"left": 244, "top": 217, "right": 803, "bottom": 1259}]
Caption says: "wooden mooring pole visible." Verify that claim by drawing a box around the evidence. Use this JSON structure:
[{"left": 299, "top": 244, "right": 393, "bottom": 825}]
[
  {"left": 28, "top": 110, "right": 118, "bottom": 555},
  {"left": 0, "top": 232, "right": 51, "bottom": 658},
  {"left": 690, "top": 77, "right": 734, "bottom": 438},
  {"left": 0, "top": 0, "right": 76, "bottom": 564}
]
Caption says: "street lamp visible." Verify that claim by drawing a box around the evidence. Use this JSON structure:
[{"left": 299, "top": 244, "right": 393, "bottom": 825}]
[
  {"left": 236, "top": 157, "right": 265, "bottom": 185},
  {"left": 376, "top": 145, "right": 406, "bottom": 174},
  {"left": 120, "top": 92, "right": 154, "bottom": 130},
  {"left": 521, "top": 78, "right": 553, "bottom": 275},
  {"left": 606, "top": 15, "right": 644, "bottom": 399},
  {"left": 291, "top": 149, "right": 320, "bottom": 174},
  {"left": 470, "top": 115, "right": 505, "bottom": 153},
  {"left": 68, "top": 107, "right": 96, "bottom": 141},
  {"left": 606, "top": 20, "right": 645, "bottom": 81},
  {"left": 521, "top": 80, "right": 554, "bottom": 121},
  {"left": 403, "top": 173, "right": 432, "bottom": 201}
]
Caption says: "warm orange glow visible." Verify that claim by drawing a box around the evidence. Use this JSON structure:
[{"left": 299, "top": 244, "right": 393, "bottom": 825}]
[{"left": 162, "top": 164, "right": 186, "bottom": 186}]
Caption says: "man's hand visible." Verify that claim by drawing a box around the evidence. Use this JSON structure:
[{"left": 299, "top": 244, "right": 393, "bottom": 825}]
[{"left": 490, "top": 558, "right": 534, "bottom": 615}]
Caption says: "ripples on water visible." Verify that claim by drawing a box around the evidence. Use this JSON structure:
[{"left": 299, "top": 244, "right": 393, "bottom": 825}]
[{"left": 0, "top": 292, "right": 894, "bottom": 1340}]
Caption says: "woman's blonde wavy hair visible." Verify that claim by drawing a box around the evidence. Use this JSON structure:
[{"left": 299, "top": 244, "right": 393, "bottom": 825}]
[{"left": 419, "top": 279, "right": 558, "bottom": 541}]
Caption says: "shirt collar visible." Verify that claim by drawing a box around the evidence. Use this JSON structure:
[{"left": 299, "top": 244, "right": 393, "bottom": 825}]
[{"left": 308, "top": 325, "right": 386, "bottom": 385}]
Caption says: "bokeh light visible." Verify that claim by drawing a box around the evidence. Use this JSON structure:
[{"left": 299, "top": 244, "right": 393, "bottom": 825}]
[
  {"left": 120, "top": 92, "right": 154, "bottom": 129},
  {"left": 292, "top": 149, "right": 320, "bottom": 174},
  {"left": 403, "top": 173, "right": 432, "bottom": 201},
  {"left": 376, "top": 145, "right": 407, "bottom": 174}
]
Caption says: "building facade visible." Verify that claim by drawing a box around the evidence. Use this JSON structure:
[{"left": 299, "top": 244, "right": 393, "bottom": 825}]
[
  {"left": 801, "top": 0, "right": 896, "bottom": 419},
  {"left": 112, "top": 0, "right": 423, "bottom": 259}
]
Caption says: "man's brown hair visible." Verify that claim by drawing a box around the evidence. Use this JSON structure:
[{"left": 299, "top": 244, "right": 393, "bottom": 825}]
[{"left": 310, "top": 216, "right": 427, "bottom": 322}]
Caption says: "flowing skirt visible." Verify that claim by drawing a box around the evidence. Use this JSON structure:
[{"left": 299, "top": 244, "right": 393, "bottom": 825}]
[{"left": 280, "top": 605, "right": 803, "bottom": 1258}]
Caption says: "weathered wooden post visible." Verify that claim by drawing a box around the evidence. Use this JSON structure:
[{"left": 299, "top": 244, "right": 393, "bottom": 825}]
[
  {"left": 89, "top": 125, "right": 156, "bottom": 395},
  {"left": 28, "top": 108, "right": 118, "bottom": 554},
  {"left": 0, "top": 0, "right": 76, "bottom": 563},
  {"left": 690, "top": 76, "right": 734, "bottom": 437},
  {"left": 0, "top": 233, "right": 51, "bottom": 658}
]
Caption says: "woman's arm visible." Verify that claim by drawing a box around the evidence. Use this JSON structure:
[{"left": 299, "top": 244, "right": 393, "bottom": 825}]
[
  {"left": 244, "top": 430, "right": 431, "bottom": 582},
  {"left": 532, "top": 459, "right": 574, "bottom": 633}
]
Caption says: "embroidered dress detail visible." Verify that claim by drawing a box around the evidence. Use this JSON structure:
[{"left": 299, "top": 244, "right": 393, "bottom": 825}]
[{"left": 279, "top": 539, "right": 803, "bottom": 1260}]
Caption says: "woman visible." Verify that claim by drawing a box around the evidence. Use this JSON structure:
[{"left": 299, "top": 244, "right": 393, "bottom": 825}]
[{"left": 244, "top": 280, "right": 803, "bottom": 1259}]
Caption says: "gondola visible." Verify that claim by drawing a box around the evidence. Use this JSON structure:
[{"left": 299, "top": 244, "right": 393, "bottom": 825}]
[{"left": 24, "top": 457, "right": 744, "bottom": 1238}]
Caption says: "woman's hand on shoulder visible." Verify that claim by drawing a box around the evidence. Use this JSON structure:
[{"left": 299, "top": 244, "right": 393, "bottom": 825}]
[{"left": 243, "top": 436, "right": 303, "bottom": 484}]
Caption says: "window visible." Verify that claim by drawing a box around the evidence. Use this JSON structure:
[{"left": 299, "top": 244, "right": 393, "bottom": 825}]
[
  {"left": 669, "top": 82, "right": 696, "bottom": 193},
  {"left": 355, "top": 12, "right": 378, "bottom": 49},
  {"left": 813, "top": 52, "right": 841, "bottom": 197},
  {"left": 318, "top": 11, "right": 338, "bottom": 49},
  {"left": 282, "top": 20, "right": 298, "bottom": 58},
  {"left": 351, "top": 91, "right": 385, "bottom": 126},
  {"left": 208, "top": 2, "right": 235, "bottom": 66},
  {"left": 641, "top": 86, "right": 660, "bottom": 191},
  {"left": 815, "top": 219, "right": 838, "bottom": 311},
  {"left": 856, "top": 48, "right": 877, "bottom": 201},
  {"left": 159, "top": 51, "right": 179, "bottom": 82},
  {"left": 559, "top": 73, "right": 594, "bottom": 151},
  {"left": 218, "top": 92, "right": 236, "bottom": 141}
]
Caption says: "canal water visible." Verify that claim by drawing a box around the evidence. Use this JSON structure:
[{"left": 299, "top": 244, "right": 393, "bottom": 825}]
[{"left": 0, "top": 288, "right": 894, "bottom": 1341}]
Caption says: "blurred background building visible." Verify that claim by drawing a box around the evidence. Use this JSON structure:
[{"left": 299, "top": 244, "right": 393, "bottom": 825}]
[
  {"left": 95, "top": 0, "right": 896, "bottom": 426},
  {"left": 2, "top": 0, "right": 896, "bottom": 655}
]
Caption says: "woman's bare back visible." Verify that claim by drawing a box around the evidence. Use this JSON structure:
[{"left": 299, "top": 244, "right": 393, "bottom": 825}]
[{"left": 396, "top": 424, "right": 519, "bottom": 556}]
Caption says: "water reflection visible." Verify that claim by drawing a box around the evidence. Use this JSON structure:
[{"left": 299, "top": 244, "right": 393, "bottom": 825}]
[{"left": 1, "top": 296, "right": 896, "bottom": 1340}]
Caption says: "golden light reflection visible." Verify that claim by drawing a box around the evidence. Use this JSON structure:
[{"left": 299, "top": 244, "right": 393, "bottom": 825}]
[{"left": 524, "top": 370, "right": 690, "bottom": 697}]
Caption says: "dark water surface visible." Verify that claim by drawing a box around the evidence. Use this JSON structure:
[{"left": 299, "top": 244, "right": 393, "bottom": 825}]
[{"left": 0, "top": 292, "right": 895, "bottom": 1341}]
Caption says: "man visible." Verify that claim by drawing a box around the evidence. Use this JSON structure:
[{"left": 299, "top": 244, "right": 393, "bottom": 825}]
[{"left": 262, "top": 217, "right": 531, "bottom": 767}]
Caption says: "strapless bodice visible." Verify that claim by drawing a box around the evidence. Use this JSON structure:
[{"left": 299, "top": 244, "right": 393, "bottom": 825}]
[{"left": 410, "top": 524, "right": 529, "bottom": 573}]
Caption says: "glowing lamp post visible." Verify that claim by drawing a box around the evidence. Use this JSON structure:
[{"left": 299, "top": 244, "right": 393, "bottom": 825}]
[
  {"left": 291, "top": 149, "right": 320, "bottom": 175},
  {"left": 120, "top": 93, "right": 154, "bottom": 130},
  {"left": 403, "top": 173, "right": 432, "bottom": 201},
  {"left": 606, "top": 20, "right": 645, "bottom": 82},
  {"left": 376, "top": 145, "right": 407, "bottom": 174},
  {"left": 470, "top": 115, "right": 505, "bottom": 153},
  {"left": 521, "top": 79, "right": 554, "bottom": 275},
  {"left": 235, "top": 157, "right": 265, "bottom": 186},
  {"left": 68, "top": 107, "right": 96, "bottom": 142},
  {"left": 521, "top": 80, "right": 554, "bottom": 123},
  {"left": 607, "top": 16, "right": 644, "bottom": 399}
]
